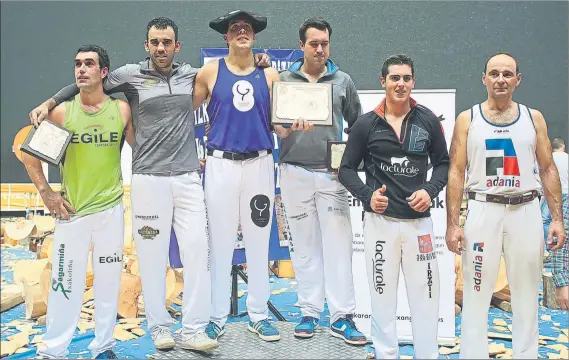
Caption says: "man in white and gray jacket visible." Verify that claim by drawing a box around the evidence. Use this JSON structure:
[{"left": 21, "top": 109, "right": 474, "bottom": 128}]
[{"left": 274, "top": 17, "right": 366, "bottom": 345}]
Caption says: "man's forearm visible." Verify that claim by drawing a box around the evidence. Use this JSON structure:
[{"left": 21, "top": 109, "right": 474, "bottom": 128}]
[
  {"left": 52, "top": 84, "right": 80, "bottom": 106},
  {"left": 541, "top": 164, "right": 563, "bottom": 222},
  {"left": 446, "top": 167, "right": 465, "bottom": 227},
  {"left": 23, "top": 156, "right": 51, "bottom": 195},
  {"left": 43, "top": 98, "right": 57, "bottom": 111}
]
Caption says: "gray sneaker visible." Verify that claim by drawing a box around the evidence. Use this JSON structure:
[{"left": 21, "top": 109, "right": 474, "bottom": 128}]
[{"left": 151, "top": 326, "right": 175, "bottom": 350}]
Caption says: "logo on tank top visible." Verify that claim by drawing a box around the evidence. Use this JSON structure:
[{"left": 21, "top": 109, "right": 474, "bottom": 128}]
[
  {"left": 70, "top": 124, "right": 120, "bottom": 148},
  {"left": 232, "top": 80, "right": 255, "bottom": 112},
  {"left": 485, "top": 138, "right": 521, "bottom": 188},
  {"left": 250, "top": 194, "right": 270, "bottom": 227}
]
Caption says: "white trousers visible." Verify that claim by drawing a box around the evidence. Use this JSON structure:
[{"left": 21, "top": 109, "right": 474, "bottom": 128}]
[
  {"left": 205, "top": 153, "right": 275, "bottom": 326},
  {"left": 279, "top": 164, "right": 356, "bottom": 323},
  {"left": 131, "top": 172, "right": 211, "bottom": 336},
  {"left": 460, "top": 198, "right": 543, "bottom": 359},
  {"left": 363, "top": 213, "right": 440, "bottom": 359},
  {"left": 37, "top": 202, "right": 124, "bottom": 359}
]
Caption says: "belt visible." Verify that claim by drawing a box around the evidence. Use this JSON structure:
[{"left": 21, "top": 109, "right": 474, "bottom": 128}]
[
  {"left": 468, "top": 190, "right": 539, "bottom": 205},
  {"left": 207, "top": 148, "right": 272, "bottom": 161}
]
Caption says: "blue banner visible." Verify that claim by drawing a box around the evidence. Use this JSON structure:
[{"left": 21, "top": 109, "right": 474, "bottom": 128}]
[{"left": 169, "top": 48, "right": 302, "bottom": 268}]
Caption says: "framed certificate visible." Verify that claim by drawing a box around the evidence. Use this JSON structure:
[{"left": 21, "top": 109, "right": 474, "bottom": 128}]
[
  {"left": 327, "top": 141, "right": 364, "bottom": 172},
  {"left": 271, "top": 82, "right": 333, "bottom": 126},
  {"left": 20, "top": 120, "right": 73, "bottom": 167}
]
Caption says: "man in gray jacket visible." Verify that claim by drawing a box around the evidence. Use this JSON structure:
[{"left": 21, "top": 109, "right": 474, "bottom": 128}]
[{"left": 274, "top": 17, "right": 366, "bottom": 344}]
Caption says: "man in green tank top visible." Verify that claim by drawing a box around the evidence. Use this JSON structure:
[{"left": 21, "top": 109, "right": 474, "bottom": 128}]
[{"left": 23, "top": 45, "right": 134, "bottom": 359}]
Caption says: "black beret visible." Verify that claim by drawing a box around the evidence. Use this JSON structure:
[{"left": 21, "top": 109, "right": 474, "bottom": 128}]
[{"left": 209, "top": 10, "right": 267, "bottom": 34}]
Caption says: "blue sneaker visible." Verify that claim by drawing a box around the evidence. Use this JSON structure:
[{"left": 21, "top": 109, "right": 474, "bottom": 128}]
[
  {"left": 205, "top": 321, "right": 225, "bottom": 340},
  {"left": 294, "top": 316, "right": 319, "bottom": 338},
  {"left": 95, "top": 350, "right": 117, "bottom": 359},
  {"left": 330, "top": 315, "right": 367, "bottom": 345},
  {"left": 247, "top": 319, "right": 281, "bottom": 341}
]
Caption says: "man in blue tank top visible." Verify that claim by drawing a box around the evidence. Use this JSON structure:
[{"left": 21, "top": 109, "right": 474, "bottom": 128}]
[{"left": 193, "top": 10, "right": 282, "bottom": 342}]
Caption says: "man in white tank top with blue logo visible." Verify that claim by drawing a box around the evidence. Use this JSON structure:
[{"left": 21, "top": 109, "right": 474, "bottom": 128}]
[
  {"left": 193, "top": 10, "right": 282, "bottom": 342},
  {"left": 446, "top": 52, "right": 566, "bottom": 359}
]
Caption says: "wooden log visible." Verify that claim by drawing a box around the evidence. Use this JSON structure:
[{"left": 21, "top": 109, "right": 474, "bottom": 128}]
[
  {"left": 4, "top": 219, "right": 35, "bottom": 246},
  {"left": 12, "top": 259, "right": 49, "bottom": 286},
  {"left": 38, "top": 235, "right": 53, "bottom": 260},
  {"left": 117, "top": 273, "right": 142, "bottom": 319},
  {"left": 23, "top": 281, "right": 47, "bottom": 319},
  {"left": 33, "top": 216, "right": 55, "bottom": 233},
  {"left": 165, "top": 268, "right": 176, "bottom": 300},
  {"left": 166, "top": 280, "right": 184, "bottom": 307},
  {"left": 543, "top": 272, "right": 559, "bottom": 310},
  {"left": 40, "top": 262, "right": 52, "bottom": 304},
  {"left": 1, "top": 284, "right": 24, "bottom": 312}
]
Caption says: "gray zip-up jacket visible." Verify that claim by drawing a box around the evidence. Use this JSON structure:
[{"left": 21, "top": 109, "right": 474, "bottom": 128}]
[
  {"left": 52, "top": 59, "right": 199, "bottom": 175},
  {"left": 278, "top": 58, "right": 362, "bottom": 169}
]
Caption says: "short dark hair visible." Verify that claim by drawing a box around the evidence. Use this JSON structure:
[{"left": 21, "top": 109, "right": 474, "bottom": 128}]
[
  {"left": 146, "top": 17, "right": 178, "bottom": 42},
  {"left": 76, "top": 44, "right": 110, "bottom": 70},
  {"left": 552, "top": 137, "right": 566, "bottom": 150},
  {"left": 484, "top": 51, "right": 519, "bottom": 74},
  {"left": 299, "top": 17, "right": 332, "bottom": 43},
  {"left": 381, "top": 54, "right": 414, "bottom": 78}
]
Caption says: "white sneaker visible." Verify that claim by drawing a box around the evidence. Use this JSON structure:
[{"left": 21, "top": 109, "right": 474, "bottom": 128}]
[
  {"left": 181, "top": 331, "right": 218, "bottom": 351},
  {"left": 151, "top": 326, "right": 175, "bottom": 350}
]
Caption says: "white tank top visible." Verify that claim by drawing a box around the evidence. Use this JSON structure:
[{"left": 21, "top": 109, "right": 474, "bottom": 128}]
[{"left": 466, "top": 103, "right": 538, "bottom": 195}]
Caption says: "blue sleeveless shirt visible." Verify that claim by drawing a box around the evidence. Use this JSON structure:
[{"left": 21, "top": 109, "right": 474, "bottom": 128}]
[{"left": 206, "top": 59, "right": 273, "bottom": 153}]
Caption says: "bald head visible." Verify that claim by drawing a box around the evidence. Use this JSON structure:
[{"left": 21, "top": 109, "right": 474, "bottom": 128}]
[{"left": 484, "top": 52, "right": 519, "bottom": 74}]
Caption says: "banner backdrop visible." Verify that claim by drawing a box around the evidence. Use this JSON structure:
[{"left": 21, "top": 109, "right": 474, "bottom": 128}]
[{"left": 349, "top": 90, "right": 456, "bottom": 345}]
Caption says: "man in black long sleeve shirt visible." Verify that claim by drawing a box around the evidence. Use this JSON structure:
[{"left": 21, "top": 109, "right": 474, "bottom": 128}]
[{"left": 338, "top": 54, "right": 449, "bottom": 359}]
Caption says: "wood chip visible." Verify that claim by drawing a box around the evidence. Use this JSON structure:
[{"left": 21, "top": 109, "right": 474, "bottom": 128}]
[
  {"left": 540, "top": 315, "right": 552, "bottom": 321},
  {"left": 488, "top": 343, "right": 507, "bottom": 356},
  {"left": 113, "top": 326, "right": 137, "bottom": 341},
  {"left": 547, "top": 352, "right": 565, "bottom": 359},
  {"left": 539, "top": 339, "right": 548, "bottom": 345},
  {"left": 81, "top": 307, "right": 95, "bottom": 315},
  {"left": 563, "top": 329, "right": 569, "bottom": 337},
  {"left": 493, "top": 319, "right": 508, "bottom": 327},
  {"left": 507, "top": 324, "right": 513, "bottom": 332},
  {"left": 546, "top": 344, "right": 568, "bottom": 352},
  {"left": 557, "top": 334, "right": 569, "bottom": 343},
  {"left": 118, "top": 317, "right": 144, "bottom": 324},
  {"left": 492, "top": 326, "right": 509, "bottom": 332},
  {"left": 77, "top": 321, "right": 95, "bottom": 334},
  {"left": 130, "top": 328, "right": 146, "bottom": 337},
  {"left": 488, "top": 332, "right": 513, "bottom": 340},
  {"left": 0, "top": 340, "right": 20, "bottom": 357},
  {"left": 31, "top": 335, "right": 43, "bottom": 344},
  {"left": 119, "top": 323, "right": 139, "bottom": 330},
  {"left": 539, "top": 335, "right": 558, "bottom": 341},
  {"left": 15, "top": 347, "right": 31, "bottom": 353},
  {"left": 439, "top": 345, "right": 460, "bottom": 355},
  {"left": 270, "top": 288, "right": 287, "bottom": 295},
  {"left": 7, "top": 331, "right": 30, "bottom": 346}
]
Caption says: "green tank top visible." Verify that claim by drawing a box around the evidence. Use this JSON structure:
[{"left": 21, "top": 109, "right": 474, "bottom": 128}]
[{"left": 60, "top": 95, "right": 124, "bottom": 216}]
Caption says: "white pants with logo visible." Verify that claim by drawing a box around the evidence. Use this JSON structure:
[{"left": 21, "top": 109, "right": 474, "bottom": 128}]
[
  {"left": 460, "top": 198, "right": 543, "bottom": 359},
  {"left": 205, "top": 153, "right": 274, "bottom": 326},
  {"left": 37, "top": 202, "right": 124, "bottom": 359},
  {"left": 279, "top": 164, "right": 356, "bottom": 323},
  {"left": 131, "top": 172, "right": 211, "bottom": 336},
  {"left": 363, "top": 213, "right": 440, "bottom": 359}
]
